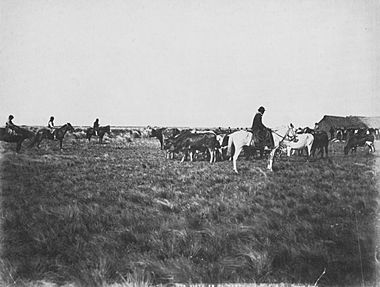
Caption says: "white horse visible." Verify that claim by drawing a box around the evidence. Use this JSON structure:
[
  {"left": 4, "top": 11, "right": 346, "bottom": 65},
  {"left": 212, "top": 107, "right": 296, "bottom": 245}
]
[
  {"left": 267, "top": 124, "right": 314, "bottom": 171},
  {"left": 227, "top": 130, "right": 254, "bottom": 173},
  {"left": 227, "top": 130, "right": 273, "bottom": 173}
]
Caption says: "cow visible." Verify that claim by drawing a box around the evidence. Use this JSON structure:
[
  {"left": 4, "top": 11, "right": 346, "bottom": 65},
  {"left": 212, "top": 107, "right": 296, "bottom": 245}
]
[
  {"left": 216, "top": 133, "right": 230, "bottom": 160},
  {"left": 344, "top": 133, "right": 375, "bottom": 155},
  {"left": 310, "top": 131, "right": 329, "bottom": 158},
  {"left": 165, "top": 131, "right": 220, "bottom": 163},
  {"left": 150, "top": 127, "right": 180, "bottom": 150},
  {"left": 163, "top": 129, "right": 192, "bottom": 159}
]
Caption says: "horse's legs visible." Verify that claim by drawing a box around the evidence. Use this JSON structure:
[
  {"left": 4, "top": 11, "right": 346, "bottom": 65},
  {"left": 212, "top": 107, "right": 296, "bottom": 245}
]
[
  {"left": 286, "top": 147, "right": 292, "bottom": 157},
  {"left": 306, "top": 145, "right": 312, "bottom": 160},
  {"left": 267, "top": 147, "right": 278, "bottom": 171},
  {"left": 233, "top": 147, "right": 243, "bottom": 173}
]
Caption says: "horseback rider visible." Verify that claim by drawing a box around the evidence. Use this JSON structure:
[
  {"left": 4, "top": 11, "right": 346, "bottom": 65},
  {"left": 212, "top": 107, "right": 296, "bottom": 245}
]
[
  {"left": 314, "top": 122, "right": 320, "bottom": 132},
  {"left": 93, "top": 118, "right": 99, "bottom": 136},
  {"left": 48, "top": 116, "right": 56, "bottom": 140},
  {"left": 251, "top": 106, "right": 271, "bottom": 147},
  {"left": 5, "top": 115, "right": 17, "bottom": 135}
]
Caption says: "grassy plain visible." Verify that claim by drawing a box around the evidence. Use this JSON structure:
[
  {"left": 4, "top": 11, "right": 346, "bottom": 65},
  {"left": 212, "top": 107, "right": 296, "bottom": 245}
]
[{"left": 0, "top": 132, "right": 379, "bottom": 286}]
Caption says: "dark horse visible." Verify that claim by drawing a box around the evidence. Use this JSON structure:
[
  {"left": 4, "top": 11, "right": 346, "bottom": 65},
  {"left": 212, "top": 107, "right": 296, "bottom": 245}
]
[
  {"left": 86, "top": 125, "right": 111, "bottom": 144},
  {"left": 0, "top": 127, "right": 35, "bottom": 152},
  {"left": 29, "top": 123, "right": 75, "bottom": 150},
  {"left": 311, "top": 131, "right": 329, "bottom": 158}
]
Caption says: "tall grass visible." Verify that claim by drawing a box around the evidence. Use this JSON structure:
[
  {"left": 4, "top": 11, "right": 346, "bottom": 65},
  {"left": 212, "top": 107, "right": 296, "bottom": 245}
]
[{"left": 0, "top": 138, "right": 378, "bottom": 286}]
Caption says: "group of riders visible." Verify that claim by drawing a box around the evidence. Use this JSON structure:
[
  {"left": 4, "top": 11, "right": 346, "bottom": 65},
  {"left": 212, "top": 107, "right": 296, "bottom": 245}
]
[
  {"left": 4, "top": 105, "right": 319, "bottom": 148},
  {"left": 4, "top": 106, "right": 273, "bottom": 147},
  {"left": 5, "top": 115, "right": 101, "bottom": 139}
]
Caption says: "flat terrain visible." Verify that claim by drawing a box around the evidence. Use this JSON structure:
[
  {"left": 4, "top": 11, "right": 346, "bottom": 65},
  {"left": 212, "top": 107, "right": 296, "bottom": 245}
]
[{"left": 0, "top": 133, "right": 379, "bottom": 286}]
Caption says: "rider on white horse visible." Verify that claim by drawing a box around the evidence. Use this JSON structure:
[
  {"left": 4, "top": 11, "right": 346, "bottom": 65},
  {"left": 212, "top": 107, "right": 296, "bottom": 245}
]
[{"left": 251, "top": 106, "right": 272, "bottom": 148}]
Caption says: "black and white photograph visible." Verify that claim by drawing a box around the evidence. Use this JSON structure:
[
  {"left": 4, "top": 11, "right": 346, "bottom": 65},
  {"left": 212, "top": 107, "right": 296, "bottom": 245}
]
[{"left": 0, "top": 0, "right": 379, "bottom": 286}]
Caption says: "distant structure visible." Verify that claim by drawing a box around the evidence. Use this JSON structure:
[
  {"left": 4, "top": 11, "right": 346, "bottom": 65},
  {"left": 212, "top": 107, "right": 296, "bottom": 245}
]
[{"left": 317, "top": 115, "right": 380, "bottom": 140}]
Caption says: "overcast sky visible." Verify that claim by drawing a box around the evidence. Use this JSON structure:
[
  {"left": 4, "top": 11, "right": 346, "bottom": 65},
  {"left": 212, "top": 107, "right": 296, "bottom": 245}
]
[{"left": 1, "top": 0, "right": 379, "bottom": 128}]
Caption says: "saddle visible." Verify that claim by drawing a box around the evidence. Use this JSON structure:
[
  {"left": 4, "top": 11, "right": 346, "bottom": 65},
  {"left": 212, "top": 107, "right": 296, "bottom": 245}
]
[{"left": 252, "top": 129, "right": 274, "bottom": 148}]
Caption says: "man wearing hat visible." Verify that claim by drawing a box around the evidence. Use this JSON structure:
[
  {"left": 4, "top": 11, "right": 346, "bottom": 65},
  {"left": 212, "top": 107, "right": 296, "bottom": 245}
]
[{"left": 251, "top": 106, "right": 269, "bottom": 147}]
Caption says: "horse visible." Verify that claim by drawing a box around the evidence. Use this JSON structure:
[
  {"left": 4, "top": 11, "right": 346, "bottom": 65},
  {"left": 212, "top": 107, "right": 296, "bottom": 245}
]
[
  {"left": 29, "top": 123, "right": 75, "bottom": 150},
  {"left": 311, "top": 131, "right": 329, "bottom": 158},
  {"left": 267, "top": 124, "right": 314, "bottom": 172},
  {"left": 226, "top": 129, "right": 274, "bottom": 173},
  {"left": 86, "top": 125, "right": 111, "bottom": 144},
  {"left": 0, "top": 126, "right": 35, "bottom": 152}
]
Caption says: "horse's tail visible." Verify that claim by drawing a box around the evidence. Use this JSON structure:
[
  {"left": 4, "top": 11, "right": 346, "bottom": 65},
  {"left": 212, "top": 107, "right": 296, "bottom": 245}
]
[{"left": 227, "top": 134, "right": 234, "bottom": 158}]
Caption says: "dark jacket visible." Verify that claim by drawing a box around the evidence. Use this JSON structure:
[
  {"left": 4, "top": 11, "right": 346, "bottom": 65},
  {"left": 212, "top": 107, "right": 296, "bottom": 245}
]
[{"left": 251, "top": 112, "right": 266, "bottom": 131}]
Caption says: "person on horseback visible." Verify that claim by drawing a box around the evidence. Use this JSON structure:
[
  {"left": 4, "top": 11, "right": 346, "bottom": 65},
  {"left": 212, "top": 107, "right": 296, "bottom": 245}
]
[
  {"left": 93, "top": 118, "right": 99, "bottom": 136},
  {"left": 251, "top": 106, "right": 271, "bottom": 147},
  {"left": 5, "top": 115, "right": 17, "bottom": 135},
  {"left": 314, "top": 122, "right": 320, "bottom": 132},
  {"left": 48, "top": 116, "right": 56, "bottom": 140}
]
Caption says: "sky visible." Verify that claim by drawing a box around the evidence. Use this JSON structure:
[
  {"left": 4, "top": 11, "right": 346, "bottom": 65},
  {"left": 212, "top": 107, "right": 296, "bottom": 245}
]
[{"left": 1, "top": 0, "right": 379, "bottom": 128}]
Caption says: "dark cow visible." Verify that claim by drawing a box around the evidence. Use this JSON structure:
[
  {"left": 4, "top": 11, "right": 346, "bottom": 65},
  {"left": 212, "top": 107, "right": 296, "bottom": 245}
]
[
  {"left": 310, "top": 131, "right": 329, "bottom": 158},
  {"left": 151, "top": 127, "right": 180, "bottom": 150},
  {"left": 344, "top": 133, "right": 375, "bottom": 155},
  {"left": 163, "top": 129, "right": 192, "bottom": 159},
  {"left": 165, "top": 131, "right": 220, "bottom": 163}
]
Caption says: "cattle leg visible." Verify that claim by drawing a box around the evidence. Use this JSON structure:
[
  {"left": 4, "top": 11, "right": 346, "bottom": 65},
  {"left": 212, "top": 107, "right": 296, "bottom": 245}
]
[
  {"left": 306, "top": 145, "right": 312, "bottom": 160},
  {"left": 189, "top": 150, "right": 194, "bottom": 162},
  {"left": 208, "top": 149, "right": 215, "bottom": 163}
]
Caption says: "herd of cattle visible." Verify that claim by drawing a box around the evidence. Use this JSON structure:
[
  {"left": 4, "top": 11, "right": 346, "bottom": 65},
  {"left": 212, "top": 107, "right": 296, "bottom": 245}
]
[
  {"left": 1, "top": 124, "right": 376, "bottom": 166},
  {"left": 145, "top": 126, "right": 376, "bottom": 164}
]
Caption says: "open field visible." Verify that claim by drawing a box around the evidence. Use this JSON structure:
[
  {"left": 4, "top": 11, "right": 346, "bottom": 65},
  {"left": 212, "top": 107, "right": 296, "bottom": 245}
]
[{"left": 0, "top": 131, "right": 379, "bottom": 286}]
